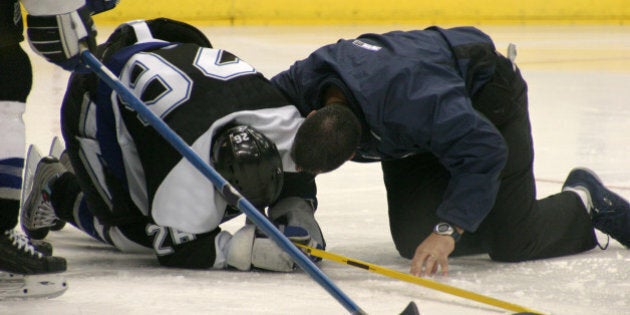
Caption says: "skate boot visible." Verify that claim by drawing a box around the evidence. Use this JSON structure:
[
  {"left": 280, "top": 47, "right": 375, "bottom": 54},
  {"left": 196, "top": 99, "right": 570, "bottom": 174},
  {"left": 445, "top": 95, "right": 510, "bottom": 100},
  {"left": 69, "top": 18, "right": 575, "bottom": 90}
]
[
  {"left": 49, "top": 136, "right": 73, "bottom": 174},
  {"left": 20, "top": 156, "right": 66, "bottom": 240},
  {"left": 0, "top": 229, "right": 66, "bottom": 274},
  {"left": 48, "top": 137, "right": 70, "bottom": 232},
  {"left": 0, "top": 228, "right": 67, "bottom": 300},
  {"left": 563, "top": 168, "right": 630, "bottom": 247},
  {"left": 30, "top": 239, "right": 53, "bottom": 256}
]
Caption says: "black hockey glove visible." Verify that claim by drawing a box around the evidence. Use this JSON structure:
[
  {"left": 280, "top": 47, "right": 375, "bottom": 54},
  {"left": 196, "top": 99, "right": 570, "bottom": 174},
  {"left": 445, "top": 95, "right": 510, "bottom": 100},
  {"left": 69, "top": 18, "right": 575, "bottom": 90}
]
[
  {"left": 86, "top": 0, "right": 119, "bottom": 14},
  {"left": 26, "top": 6, "right": 96, "bottom": 72}
]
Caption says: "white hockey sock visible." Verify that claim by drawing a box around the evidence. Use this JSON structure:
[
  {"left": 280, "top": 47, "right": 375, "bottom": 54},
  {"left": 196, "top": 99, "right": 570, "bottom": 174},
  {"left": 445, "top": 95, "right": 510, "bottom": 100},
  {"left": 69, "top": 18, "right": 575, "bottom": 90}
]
[
  {"left": 0, "top": 101, "right": 26, "bottom": 200},
  {"left": 563, "top": 187, "right": 592, "bottom": 215},
  {"left": 0, "top": 101, "right": 26, "bottom": 161}
]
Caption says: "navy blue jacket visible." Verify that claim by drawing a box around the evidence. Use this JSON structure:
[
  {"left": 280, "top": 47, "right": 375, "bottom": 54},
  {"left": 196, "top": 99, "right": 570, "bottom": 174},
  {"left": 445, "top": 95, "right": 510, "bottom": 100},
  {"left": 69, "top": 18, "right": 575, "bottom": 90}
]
[{"left": 271, "top": 26, "right": 508, "bottom": 232}]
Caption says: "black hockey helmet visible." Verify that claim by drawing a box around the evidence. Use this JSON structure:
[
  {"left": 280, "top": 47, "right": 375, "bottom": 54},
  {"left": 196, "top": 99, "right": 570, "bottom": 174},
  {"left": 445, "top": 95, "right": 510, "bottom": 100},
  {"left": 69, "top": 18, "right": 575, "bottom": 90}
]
[{"left": 211, "top": 125, "right": 284, "bottom": 208}]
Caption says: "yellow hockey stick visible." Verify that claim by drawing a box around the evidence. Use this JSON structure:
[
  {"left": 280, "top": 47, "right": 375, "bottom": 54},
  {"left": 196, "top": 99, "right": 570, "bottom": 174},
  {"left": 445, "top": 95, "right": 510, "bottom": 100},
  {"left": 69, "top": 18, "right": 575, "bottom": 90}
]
[{"left": 295, "top": 243, "right": 543, "bottom": 314}]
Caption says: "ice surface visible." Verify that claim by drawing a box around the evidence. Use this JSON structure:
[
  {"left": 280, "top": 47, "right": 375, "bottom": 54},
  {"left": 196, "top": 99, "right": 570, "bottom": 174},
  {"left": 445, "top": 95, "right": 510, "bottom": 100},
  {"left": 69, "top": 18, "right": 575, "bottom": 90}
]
[{"left": 3, "top": 25, "right": 629, "bottom": 315}]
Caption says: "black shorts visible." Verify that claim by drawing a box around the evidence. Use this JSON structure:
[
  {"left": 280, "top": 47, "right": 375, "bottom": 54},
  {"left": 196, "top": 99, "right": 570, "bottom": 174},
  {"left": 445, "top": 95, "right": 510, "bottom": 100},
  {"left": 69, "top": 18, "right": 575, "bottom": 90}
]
[{"left": 0, "top": 0, "right": 24, "bottom": 47}]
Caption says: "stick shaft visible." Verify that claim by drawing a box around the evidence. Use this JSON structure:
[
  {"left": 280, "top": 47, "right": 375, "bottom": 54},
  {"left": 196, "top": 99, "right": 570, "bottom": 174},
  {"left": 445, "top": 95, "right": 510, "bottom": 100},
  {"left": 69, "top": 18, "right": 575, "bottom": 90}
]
[{"left": 297, "top": 244, "right": 542, "bottom": 314}]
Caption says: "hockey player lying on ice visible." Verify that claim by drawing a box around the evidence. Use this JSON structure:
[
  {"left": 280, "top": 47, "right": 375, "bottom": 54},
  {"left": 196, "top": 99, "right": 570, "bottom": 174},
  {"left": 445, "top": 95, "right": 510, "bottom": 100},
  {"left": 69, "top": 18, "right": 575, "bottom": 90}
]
[{"left": 20, "top": 18, "right": 324, "bottom": 271}]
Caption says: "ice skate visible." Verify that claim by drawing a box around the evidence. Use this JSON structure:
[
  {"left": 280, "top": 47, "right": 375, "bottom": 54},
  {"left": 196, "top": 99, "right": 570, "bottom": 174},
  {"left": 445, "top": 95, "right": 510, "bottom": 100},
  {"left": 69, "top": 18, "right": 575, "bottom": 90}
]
[
  {"left": 48, "top": 137, "right": 70, "bottom": 231},
  {"left": 50, "top": 136, "right": 73, "bottom": 174},
  {"left": 20, "top": 146, "right": 66, "bottom": 240},
  {"left": 30, "top": 239, "right": 53, "bottom": 256},
  {"left": 0, "top": 228, "right": 67, "bottom": 300},
  {"left": 563, "top": 168, "right": 630, "bottom": 247}
]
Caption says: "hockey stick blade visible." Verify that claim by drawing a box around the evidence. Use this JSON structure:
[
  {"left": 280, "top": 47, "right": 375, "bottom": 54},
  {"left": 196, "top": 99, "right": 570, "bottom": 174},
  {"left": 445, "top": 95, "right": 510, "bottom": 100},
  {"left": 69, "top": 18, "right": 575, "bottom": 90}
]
[
  {"left": 296, "top": 243, "right": 543, "bottom": 314},
  {"left": 79, "top": 48, "right": 366, "bottom": 314},
  {"left": 400, "top": 301, "right": 420, "bottom": 315}
]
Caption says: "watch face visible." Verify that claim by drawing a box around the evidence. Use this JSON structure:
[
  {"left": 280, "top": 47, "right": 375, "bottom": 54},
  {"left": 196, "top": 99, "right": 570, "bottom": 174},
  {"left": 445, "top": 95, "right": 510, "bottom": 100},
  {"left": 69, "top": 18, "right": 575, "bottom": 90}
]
[
  {"left": 436, "top": 223, "right": 452, "bottom": 234},
  {"left": 435, "top": 222, "right": 461, "bottom": 242},
  {"left": 438, "top": 224, "right": 451, "bottom": 233}
]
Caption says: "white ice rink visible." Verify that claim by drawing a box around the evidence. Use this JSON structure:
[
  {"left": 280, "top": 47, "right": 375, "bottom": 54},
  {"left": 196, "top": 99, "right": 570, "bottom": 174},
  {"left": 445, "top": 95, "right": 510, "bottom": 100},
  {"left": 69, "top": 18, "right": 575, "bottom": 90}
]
[{"left": 4, "top": 24, "right": 630, "bottom": 314}]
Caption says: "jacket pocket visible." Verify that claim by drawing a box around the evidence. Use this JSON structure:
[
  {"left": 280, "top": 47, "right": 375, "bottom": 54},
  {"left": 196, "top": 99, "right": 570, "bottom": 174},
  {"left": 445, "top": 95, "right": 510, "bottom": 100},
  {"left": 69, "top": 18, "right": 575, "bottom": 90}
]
[{"left": 472, "top": 54, "right": 527, "bottom": 126}]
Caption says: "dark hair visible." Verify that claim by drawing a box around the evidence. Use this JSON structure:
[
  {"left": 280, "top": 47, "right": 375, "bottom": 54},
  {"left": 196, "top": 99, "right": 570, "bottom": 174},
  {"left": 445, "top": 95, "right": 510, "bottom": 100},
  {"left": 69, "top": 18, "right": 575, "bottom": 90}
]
[{"left": 292, "top": 103, "right": 361, "bottom": 174}]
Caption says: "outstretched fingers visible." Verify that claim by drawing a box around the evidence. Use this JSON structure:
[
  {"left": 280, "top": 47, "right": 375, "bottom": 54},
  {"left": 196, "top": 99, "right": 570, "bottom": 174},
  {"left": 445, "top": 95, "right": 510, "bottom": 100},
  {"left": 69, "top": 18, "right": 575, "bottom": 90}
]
[{"left": 410, "top": 233, "right": 455, "bottom": 277}]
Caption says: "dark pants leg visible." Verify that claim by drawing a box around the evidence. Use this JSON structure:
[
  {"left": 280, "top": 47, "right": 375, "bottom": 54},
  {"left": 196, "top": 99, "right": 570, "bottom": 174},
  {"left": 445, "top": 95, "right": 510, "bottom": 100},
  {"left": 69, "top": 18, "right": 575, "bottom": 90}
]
[
  {"left": 482, "top": 105, "right": 597, "bottom": 262},
  {"left": 383, "top": 153, "right": 490, "bottom": 258},
  {"left": 383, "top": 56, "right": 597, "bottom": 262},
  {"left": 0, "top": 44, "right": 31, "bottom": 231}
]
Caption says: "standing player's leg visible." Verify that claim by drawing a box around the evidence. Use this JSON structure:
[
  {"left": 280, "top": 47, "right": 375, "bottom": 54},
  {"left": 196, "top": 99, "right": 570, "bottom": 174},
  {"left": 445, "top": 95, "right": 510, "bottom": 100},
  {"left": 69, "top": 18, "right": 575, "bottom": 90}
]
[{"left": 0, "top": 3, "right": 67, "bottom": 298}]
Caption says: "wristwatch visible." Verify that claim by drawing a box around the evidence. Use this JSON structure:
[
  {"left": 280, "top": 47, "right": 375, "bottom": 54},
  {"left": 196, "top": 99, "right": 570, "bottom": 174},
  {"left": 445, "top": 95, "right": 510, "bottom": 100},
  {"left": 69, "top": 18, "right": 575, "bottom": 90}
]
[{"left": 433, "top": 222, "right": 462, "bottom": 242}]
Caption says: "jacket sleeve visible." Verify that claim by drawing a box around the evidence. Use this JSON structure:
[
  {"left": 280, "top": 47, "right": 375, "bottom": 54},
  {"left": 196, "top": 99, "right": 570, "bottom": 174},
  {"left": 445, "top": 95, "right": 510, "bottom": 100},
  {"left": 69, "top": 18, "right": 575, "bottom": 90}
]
[
  {"left": 270, "top": 65, "right": 303, "bottom": 108},
  {"left": 270, "top": 48, "right": 334, "bottom": 116},
  {"left": 426, "top": 79, "right": 507, "bottom": 232},
  {"left": 383, "top": 58, "right": 507, "bottom": 232}
]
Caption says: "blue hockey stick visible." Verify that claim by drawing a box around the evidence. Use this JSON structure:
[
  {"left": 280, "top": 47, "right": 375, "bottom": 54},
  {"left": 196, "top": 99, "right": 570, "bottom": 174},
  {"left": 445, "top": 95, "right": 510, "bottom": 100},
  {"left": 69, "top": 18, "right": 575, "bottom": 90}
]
[{"left": 80, "top": 49, "right": 366, "bottom": 314}]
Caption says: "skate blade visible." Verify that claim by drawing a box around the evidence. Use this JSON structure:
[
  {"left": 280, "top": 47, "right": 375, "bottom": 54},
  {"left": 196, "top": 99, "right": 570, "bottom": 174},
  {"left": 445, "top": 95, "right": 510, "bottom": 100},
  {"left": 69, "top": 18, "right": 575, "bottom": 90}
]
[
  {"left": 49, "top": 136, "right": 64, "bottom": 158},
  {"left": 0, "top": 272, "right": 68, "bottom": 300},
  {"left": 20, "top": 145, "right": 43, "bottom": 212}
]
